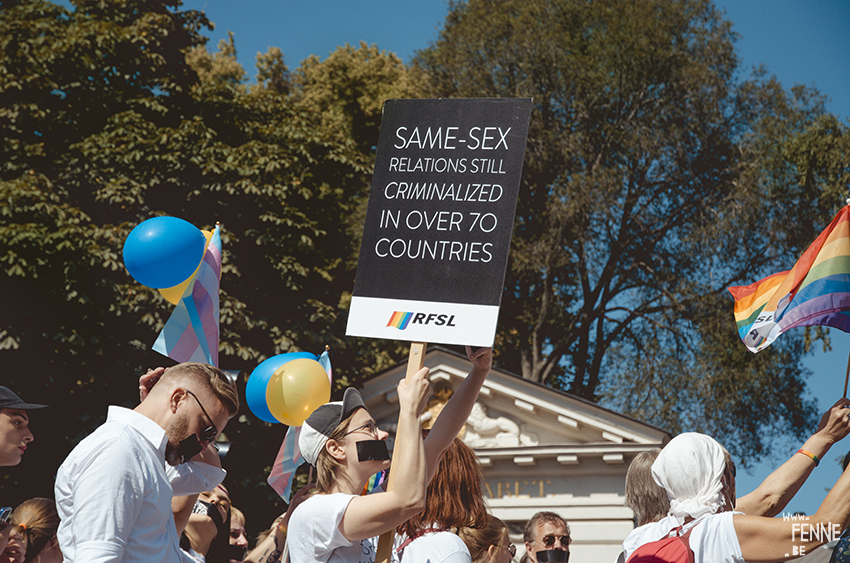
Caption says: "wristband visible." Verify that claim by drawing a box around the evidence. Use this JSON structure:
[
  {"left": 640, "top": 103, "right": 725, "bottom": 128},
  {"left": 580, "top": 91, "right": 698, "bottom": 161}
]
[
  {"left": 275, "top": 521, "right": 287, "bottom": 535},
  {"left": 797, "top": 449, "right": 820, "bottom": 467}
]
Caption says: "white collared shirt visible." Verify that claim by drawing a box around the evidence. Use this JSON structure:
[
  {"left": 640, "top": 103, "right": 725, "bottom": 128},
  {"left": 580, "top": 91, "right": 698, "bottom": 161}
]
[{"left": 56, "top": 406, "right": 225, "bottom": 563}]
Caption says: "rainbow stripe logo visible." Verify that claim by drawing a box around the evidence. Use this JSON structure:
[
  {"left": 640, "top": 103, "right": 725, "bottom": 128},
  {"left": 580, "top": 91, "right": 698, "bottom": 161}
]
[{"left": 387, "top": 312, "right": 413, "bottom": 330}]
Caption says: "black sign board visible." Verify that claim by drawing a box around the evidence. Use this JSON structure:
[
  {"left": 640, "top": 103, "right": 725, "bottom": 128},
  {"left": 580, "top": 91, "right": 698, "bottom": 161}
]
[{"left": 346, "top": 98, "right": 532, "bottom": 346}]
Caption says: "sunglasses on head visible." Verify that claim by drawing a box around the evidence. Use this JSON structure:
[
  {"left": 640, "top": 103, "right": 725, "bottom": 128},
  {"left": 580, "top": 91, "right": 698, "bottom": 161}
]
[
  {"left": 186, "top": 390, "right": 217, "bottom": 442},
  {"left": 539, "top": 534, "right": 571, "bottom": 548}
]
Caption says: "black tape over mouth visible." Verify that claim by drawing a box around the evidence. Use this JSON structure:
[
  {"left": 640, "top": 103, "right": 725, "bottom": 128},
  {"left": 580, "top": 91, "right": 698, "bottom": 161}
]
[
  {"left": 536, "top": 550, "right": 569, "bottom": 563},
  {"left": 356, "top": 440, "right": 390, "bottom": 461},
  {"left": 178, "top": 433, "right": 203, "bottom": 464}
]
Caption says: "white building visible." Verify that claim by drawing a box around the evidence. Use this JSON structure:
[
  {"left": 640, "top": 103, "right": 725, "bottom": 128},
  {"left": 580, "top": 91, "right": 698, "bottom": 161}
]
[{"left": 359, "top": 346, "right": 671, "bottom": 562}]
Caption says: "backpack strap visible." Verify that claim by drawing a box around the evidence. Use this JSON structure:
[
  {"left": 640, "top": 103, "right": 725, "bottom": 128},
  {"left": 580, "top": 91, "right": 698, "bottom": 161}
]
[{"left": 667, "top": 521, "right": 701, "bottom": 563}]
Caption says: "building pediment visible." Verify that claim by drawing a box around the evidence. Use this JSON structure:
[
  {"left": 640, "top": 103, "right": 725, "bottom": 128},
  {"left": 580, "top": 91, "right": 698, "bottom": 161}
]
[
  {"left": 359, "top": 346, "right": 672, "bottom": 562},
  {"left": 360, "top": 346, "right": 670, "bottom": 457}
]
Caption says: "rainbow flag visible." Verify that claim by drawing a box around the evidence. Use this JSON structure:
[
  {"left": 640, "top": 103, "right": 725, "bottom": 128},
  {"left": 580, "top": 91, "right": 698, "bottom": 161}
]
[
  {"left": 387, "top": 311, "right": 413, "bottom": 330},
  {"left": 153, "top": 224, "right": 222, "bottom": 365},
  {"left": 729, "top": 205, "right": 850, "bottom": 352}
]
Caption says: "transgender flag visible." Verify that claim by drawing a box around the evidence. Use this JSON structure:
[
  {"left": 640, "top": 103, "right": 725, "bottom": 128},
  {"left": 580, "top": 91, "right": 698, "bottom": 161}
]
[
  {"left": 153, "top": 224, "right": 222, "bottom": 366},
  {"left": 268, "top": 425, "right": 303, "bottom": 501},
  {"left": 729, "top": 205, "right": 850, "bottom": 353}
]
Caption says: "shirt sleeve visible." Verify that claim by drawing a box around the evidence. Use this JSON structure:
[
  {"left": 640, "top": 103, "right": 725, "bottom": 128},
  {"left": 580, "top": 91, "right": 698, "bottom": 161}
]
[
  {"left": 167, "top": 461, "right": 226, "bottom": 496},
  {"left": 62, "top": 439, "right": 147, "bottom": 563},
  {"left": 288, "top": 494, "right": 356, "bottom": 563}
]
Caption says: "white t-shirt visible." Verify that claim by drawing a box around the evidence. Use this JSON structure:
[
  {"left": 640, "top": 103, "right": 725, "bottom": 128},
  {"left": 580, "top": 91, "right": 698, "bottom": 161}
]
[
  {"left": 621, "top": 512, "right": 745, "bottom": 563},
  {"left": 395, "top": 529, "right": 471, "bottom": 563},
  {"left": 288, "top": 493, "right": 379, "bottom": 563}
]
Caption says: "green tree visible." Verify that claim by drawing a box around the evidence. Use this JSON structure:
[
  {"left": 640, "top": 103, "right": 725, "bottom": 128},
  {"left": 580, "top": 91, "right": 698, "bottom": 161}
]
[
  {"left": 0, "top": 0, "right": 388, "bottom": 521},
  {"left": 415, "top": 0, "right": 848, "bottom": 463}
]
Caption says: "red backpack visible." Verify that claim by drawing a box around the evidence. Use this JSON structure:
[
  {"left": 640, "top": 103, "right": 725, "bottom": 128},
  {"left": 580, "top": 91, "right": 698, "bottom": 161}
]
[{"left": 626, "top": 523, "right": 699, "bottom": 563}]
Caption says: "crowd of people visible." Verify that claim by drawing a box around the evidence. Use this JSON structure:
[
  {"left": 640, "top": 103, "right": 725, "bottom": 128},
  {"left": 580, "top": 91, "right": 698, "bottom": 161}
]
[{"left": 2, "top": 349, "right": 850, "bottom": 563}]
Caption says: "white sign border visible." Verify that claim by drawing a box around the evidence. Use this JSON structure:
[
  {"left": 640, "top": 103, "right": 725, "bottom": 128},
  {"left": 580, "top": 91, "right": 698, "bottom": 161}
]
[{"left": 347, "top": 296, "right": 499, "bottom": 347}]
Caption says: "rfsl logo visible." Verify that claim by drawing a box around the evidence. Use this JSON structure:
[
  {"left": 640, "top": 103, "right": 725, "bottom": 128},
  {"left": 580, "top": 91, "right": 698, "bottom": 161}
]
[{"left": 387, "top": 311, "right": 457, "bottom": 330}]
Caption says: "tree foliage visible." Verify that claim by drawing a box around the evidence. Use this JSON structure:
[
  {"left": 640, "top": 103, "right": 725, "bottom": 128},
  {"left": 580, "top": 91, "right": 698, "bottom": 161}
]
[
  {"left": 415, "top": 0, "right": 849, "bottom": 463},
  {"left": 0, "top": 0, "right": 422, "bottom": 525}
]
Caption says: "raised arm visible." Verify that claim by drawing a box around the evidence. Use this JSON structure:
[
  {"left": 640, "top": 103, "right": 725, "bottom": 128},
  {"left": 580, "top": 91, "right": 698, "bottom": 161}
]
[
  {"left": 339, "top": 367, "right": 432, "bottom": 541},
  {"left": 734, "top": 458, "right": 850, "bottom": 561},
  {"left": 736, "top": 397, "right": 850, "bottom": 517},
  {"left": 243, "top": 485, "right": 315, "bottom": 563},
  {"left": 423, "top": 346, "right": 492, "bottom": 481}
]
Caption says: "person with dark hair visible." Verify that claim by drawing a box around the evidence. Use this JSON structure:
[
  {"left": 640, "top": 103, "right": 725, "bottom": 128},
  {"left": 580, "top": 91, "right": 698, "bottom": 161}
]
[
  {"left": 10, "top": 498, "right": 60, "bottom": 563},
  {"left": 287, "top": 346, "right": 492, "bottom": 563},
  {"left": 459, "top": 516, "right": 515, "bottom": 563},
  {"left": 55, "top": 362, "right": 240, "bottom": 563},
  {"left": 521, "top": 512, "right": 570, "bottom": 563},
  {"left": 395, "top": 437, "right": 488, "bottom": 562},
  {"left": 0, "top": 387, "right": 47, "bottom": 468}
]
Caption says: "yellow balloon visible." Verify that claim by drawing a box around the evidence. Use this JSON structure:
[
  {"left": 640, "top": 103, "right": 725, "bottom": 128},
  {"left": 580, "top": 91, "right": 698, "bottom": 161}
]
[
  {"left": 158, "top": 230, "right": 214, "bottom": 304},
  {"left": 266, "top": 358, "right": 331, "bottom": 426}
]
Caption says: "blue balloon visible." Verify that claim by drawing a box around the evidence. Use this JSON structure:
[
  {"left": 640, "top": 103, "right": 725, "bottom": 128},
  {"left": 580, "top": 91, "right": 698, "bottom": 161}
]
[
  {"left": 122, "top": 217, "right": 206, "bottom": 289},
  {"left": 247, "top": 352, "right": 317, "bottom": 423}
]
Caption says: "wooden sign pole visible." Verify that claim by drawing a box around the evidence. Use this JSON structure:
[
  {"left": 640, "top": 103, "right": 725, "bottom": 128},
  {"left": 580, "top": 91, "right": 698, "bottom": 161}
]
[{"left": 375, "top": 341, "right": 428, "bottom": 563}]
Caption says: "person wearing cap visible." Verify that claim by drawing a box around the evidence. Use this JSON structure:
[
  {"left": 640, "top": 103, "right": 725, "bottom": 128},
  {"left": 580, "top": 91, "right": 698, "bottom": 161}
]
[
  {"left": 0, "top": 387, "right": 47, "bottom": 467},
  {"left": 287, "top": 346, "right": 492, "bottom": 563}
]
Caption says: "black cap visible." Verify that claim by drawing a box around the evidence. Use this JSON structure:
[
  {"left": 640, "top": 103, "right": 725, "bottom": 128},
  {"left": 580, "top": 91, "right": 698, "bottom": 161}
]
[
  {"left": 299, "top": 387, "right": 366, "bottom": 465},
  {"left": 0, "top": 387, "right": 47, "bottom": 410}
]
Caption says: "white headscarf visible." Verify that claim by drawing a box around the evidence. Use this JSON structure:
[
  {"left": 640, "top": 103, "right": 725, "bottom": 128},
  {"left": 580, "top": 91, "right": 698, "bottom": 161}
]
[{"left": 651, "top": 432, "right": 728, "bottom": 524}]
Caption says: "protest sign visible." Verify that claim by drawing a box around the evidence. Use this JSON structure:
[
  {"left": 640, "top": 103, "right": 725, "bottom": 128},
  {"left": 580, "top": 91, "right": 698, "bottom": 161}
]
[{"left": 346, "top": 98, "right": 532, "bottom": 346}]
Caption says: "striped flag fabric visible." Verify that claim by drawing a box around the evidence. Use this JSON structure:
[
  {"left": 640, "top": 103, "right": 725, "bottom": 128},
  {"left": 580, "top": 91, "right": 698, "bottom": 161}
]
[
  {"left": 153, "top": 224, "right": 222, "bottom": 366},
  {"left": 729, "top": 205, "right": 850, "bottom": 353},
  {"left": 387, "top": 311, "right": 413, "bottom": 330},
  {"left": 268, "top": 425, "right": 303, "bottom": 501},
  {"left": 267, "top": 346, "right": 331, "bottom": 500}
]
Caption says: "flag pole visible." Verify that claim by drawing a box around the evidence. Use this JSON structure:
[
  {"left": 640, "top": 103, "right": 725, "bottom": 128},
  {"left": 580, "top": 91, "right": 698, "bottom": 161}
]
[
  {"left": 375, "top": 342, "right": 427, "bottom": 563},
  {"left": 844, "top": 346, "right": 850, "bottom": 399}
]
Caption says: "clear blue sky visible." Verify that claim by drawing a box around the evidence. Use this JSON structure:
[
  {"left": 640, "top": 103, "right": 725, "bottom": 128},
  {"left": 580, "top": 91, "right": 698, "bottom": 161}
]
[{"left": 182, "top": 0, "right": 850, "bottom": 515}]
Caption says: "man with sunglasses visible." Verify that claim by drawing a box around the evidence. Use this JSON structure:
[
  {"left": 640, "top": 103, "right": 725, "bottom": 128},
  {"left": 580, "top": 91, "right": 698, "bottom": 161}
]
[
  {"left": 55, "top": 362, "right": 239, "bottom": 563},
  {"left": 522, "top": 512, "right": 571, "bottom": 563}
]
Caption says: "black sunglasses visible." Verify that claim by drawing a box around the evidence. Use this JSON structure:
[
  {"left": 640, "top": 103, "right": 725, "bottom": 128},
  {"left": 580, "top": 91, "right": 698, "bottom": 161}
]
[
  {"left": 539, "top": 534, "right": 571, "bottom": 548},
  {"left": 186, "top": 390, "right": 217, "bottom": 442}
]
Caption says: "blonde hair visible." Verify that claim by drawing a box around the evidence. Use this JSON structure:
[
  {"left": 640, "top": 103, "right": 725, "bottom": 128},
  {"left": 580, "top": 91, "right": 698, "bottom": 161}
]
[
  {"left": 11, "top": 498, "right": 59, "bottom": 563},
  {"left": 231, "top": 506, "right": 245, "bottom": 526},
  {"left": 459, "top": 515, "right": 509, "bottom": 563},
  {"left": 161, "top": 362, "right": 239, "bottom": 416},
  {"left": 315, "top": 409, "right": 359, "bottom": 494}
]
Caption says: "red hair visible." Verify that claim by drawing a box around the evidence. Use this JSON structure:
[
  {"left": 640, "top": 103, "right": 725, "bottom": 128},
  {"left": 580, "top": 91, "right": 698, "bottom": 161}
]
[{"left": 398, "top": 437, "right": 487, "bottom": 536}]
